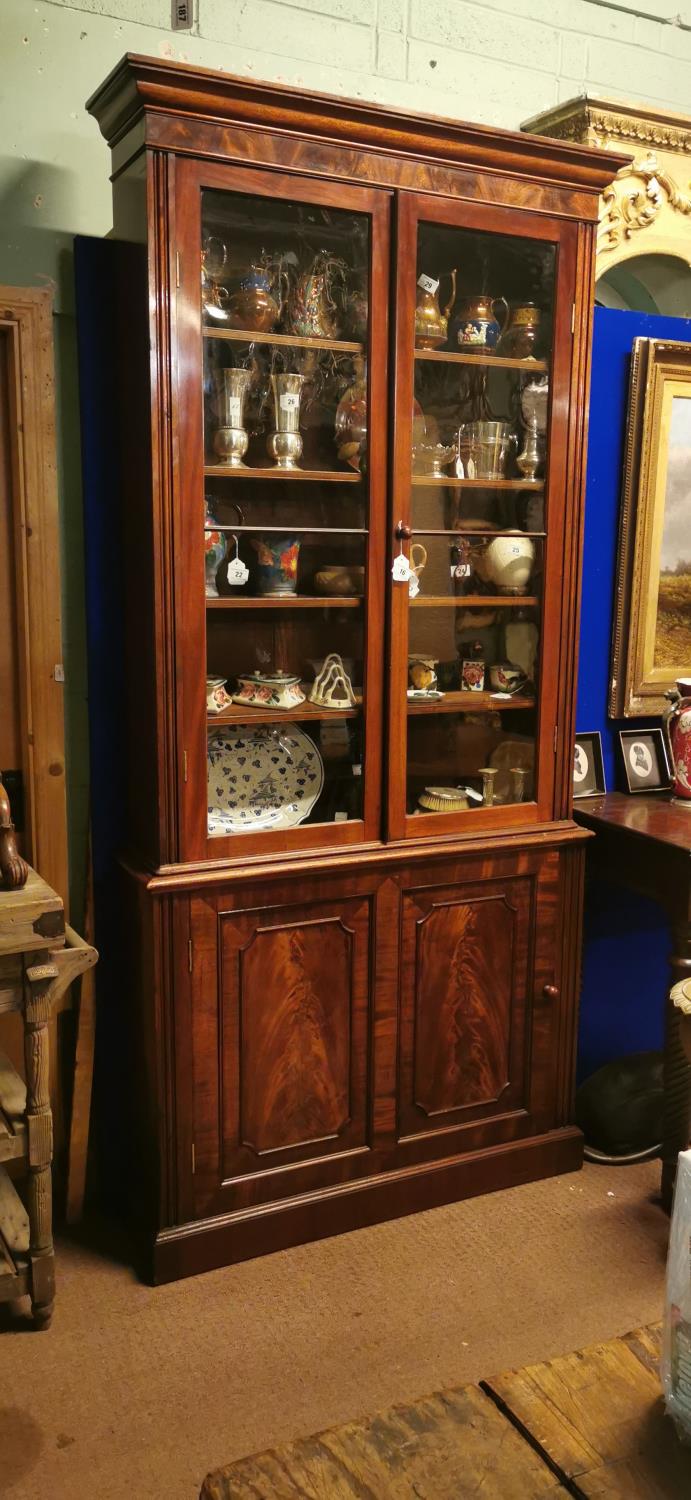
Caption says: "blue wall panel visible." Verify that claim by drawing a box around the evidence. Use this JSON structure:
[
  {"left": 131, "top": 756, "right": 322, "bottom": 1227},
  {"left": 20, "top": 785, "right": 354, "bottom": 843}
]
[{"left": 575, "top": 307, "right": 691, "bottom": 1080}]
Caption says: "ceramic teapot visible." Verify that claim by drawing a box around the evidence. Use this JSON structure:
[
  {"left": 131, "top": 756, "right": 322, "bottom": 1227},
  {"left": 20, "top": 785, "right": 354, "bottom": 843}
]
[
  {"left": 414, "top": 269, "right": 457, "bottom": 350},
  {"left": 663, "top": 678, "right": 691, "bottom": 802}
]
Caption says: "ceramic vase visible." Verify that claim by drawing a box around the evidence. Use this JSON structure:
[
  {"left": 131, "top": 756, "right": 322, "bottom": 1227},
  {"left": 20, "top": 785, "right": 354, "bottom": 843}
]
[
  {"left": 251, "top": 536, "right": 301, "bottom": 596},
  {"left": 204, "top": 498, "right": 226, "bottom": 597},
  {"left": 663, "top": 678, "right": 691, "bottom": 802}
]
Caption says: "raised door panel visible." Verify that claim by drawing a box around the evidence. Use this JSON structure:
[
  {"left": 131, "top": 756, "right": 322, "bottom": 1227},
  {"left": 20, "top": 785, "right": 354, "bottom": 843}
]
[
  {"left": 398, "top": 851, "right": 560, "bottom": 1147},
  {"left": 186, "top": 889, "right": 378, "bottom": 1218}
]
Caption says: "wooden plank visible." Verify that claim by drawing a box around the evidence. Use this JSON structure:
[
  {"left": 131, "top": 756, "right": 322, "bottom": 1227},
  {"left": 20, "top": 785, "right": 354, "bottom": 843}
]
[
  {"left": 206, "top": 596, "right": 362, "bottom": 610},
  {"left": 204, "top": 327, "right": 363, "bottom": 353},
  {"left": 201, "top": 1383, "right": 566, "bottom": 1499},
  {"left": 485, "top": 1329, "right": 691, "bottom": 1498},
  {"left": 66, "top": 836, "right": 97, "bottom": 1225},
  {"left": 0, "top": 1163, "right": 29, "bottom": 1255},
  {"left": 204, "top": 465, "right": 360, "bottom": 482},
  {"left": 414, "top": 348, "right": 549, "bottom": 371},
  {"left": 0, "top": 1047, "right": 26, "bottom": 1121},
  {"left": 407, "top": 689, "right": 535, "bottom": 714},
  {"left": 0, "top": 952, "right": 22, "bottom": 1013}
]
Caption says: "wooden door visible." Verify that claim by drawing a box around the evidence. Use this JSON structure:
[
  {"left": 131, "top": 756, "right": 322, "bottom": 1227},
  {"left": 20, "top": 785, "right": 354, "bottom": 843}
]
[
  {"left": 397, "top": 848, "right": 562, "bottom": 1152},
  {"left": 179, "top": 873, "right": 391, "bottom": 1222},
  {"left": 387, "top": 192, "right": 580, "bottom": 839}
]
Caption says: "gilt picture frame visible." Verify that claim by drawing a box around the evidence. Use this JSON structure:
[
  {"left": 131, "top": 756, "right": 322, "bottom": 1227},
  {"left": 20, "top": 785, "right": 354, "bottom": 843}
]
[{"left": 609, "top": 338, "right": 691, "bottom": 718}]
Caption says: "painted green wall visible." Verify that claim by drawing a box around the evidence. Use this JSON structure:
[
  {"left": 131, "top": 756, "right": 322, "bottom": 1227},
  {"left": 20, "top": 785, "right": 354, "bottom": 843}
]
[{"left": 2, "top": 0, "right": 690, "bottom": 909}]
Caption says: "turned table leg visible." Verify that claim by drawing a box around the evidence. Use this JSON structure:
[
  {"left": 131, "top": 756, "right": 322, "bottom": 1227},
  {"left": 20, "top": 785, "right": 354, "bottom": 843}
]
[
  {"left": 661, "top": 920, "right": 691, "bottom": 1212},
  {"left": 24, "top": 959, "right": 58, "bottom": 1329}
]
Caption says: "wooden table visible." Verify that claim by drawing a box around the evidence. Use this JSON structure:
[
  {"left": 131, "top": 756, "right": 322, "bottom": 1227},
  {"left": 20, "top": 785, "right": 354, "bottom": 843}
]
[
  {"left": 573, "top": 792, "right": 691, "bottom": 1207},
  {"left": 0, "top": 871, "right": 96, "bottom": 1327}
]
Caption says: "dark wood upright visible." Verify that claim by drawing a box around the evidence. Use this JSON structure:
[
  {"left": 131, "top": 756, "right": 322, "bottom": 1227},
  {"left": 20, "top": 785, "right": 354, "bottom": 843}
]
[{"left": 87, "top": 55, "right": 626, "bottom": 1282}]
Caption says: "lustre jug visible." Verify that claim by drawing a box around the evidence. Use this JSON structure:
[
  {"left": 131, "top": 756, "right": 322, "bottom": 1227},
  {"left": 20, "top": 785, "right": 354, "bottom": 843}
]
[
  {"left": 448, "top": 293, "right": 509, "bottom": 353},
  {"left": 414, "top": 269, "right": 457, "bottom": 350}
]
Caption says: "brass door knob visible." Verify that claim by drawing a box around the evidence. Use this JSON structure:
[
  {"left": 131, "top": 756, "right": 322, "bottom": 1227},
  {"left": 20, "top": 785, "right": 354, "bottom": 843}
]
[{"left": 543, "top": 984, "right": 559, "bottom": 1001}]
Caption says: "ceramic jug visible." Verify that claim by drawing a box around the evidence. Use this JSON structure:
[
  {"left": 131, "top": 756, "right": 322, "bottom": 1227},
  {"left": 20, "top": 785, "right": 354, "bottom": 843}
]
[
  {"left": 414, "top": 269, "right": 457, "bottom": 350},
  {"left": 448, "top": 294, "right": 509, "bottom": 353},
  {"left": 285, "top": 251, "right": 347, "bottom": 339},
  {"left": 663, "top": 678, "right": 691, "bottom": 802}
]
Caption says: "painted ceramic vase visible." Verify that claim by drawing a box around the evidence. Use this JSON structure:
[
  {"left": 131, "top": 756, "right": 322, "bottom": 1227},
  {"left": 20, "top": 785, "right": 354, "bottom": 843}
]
[
  {"left": 663, "top": 678, "right": 691, "bottom": 802},
  {"left": 206, "top": 677, "right": 234, "bottom": 715},
  {"left": 448, "top": 294, "right": 509, "bottom": 353},
  {"left": 251, "top": 535, "right": 301, "bottom": 596},
  {"left": 227, "top": 264, "right": 282, "bottom": 332},
  {"left": 204, "top": 498, "right": 226, "bottom": 598}
]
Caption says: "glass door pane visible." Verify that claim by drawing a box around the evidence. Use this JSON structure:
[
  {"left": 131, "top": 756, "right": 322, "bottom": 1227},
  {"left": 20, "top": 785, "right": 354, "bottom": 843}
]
[
  {"left": 194, "top": 179, "right": 384, "bottom": 849},
  {"left": 391, "top": 200, "right": 564, "bottom": 835}
]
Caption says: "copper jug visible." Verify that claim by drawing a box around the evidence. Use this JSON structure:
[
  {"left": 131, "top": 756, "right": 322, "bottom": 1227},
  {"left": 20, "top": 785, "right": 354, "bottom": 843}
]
[
  {"left": 227, "top": 263, "right": 284, "bottom": 333},
  {"left": 496, "top": 302, "right": 542, "bottom": 359},
  {"left": 414, "top": 269, "right": 457, "bottom": 350}
]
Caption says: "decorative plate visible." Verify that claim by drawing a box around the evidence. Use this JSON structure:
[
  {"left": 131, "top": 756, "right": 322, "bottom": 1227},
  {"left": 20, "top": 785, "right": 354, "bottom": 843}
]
[{"left": 207, "top": 724, "right": 324, "bottom": 836}]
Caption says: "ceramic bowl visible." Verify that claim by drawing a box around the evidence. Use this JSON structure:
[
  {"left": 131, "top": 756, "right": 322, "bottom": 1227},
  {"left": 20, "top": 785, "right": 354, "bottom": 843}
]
[{"left": 314, "top": 566, "right": 364, "bottom": 597}]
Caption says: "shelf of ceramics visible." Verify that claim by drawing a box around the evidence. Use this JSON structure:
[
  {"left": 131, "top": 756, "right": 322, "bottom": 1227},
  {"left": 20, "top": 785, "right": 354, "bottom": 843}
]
[
  {"left": 203, "top": 328, "right": 364, "bottom": 354},
  {"left": 206, "top": 525, "right": 369, "bottom": 536},
  {"left": 410, "top": 595, "right": 538, "bottom": 608},
  {"left": 414, "top": 350, "right": 549, "bottom": 371},
  {"left": 411, "top": 477, "right": 544, "bottom": 490},
  {"left": 411, "top": 528, "right": 546, "bottom": 539},
  {"left": 204, "top": 466, "right": 361, "bottom": 482},
  {"left": 407, "top": 691, "right": 535, "bottom": 715},
  {"left": 208, "top": 691, "right": 362, "bottom": 727},
  {"left": 206, "top": 596, "right": 363, "bottom": 609}
]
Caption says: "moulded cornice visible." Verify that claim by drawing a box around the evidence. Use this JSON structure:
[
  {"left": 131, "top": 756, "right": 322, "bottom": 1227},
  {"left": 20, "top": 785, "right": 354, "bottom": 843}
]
[{"left": 87, "top": 54, "right": 626, "bottom": 195}]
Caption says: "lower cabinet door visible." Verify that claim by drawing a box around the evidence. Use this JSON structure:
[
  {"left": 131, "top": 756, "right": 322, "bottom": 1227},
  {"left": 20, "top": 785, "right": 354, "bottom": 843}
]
[
  {"left": 181, "top": 882, "right": 382, "bottom": 1220},
  {"left": 397, "top": 848, "right": 561, "bottom": 1152}
]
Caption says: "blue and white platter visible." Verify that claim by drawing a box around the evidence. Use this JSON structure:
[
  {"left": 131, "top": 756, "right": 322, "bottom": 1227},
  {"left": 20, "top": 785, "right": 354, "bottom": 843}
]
[{"left": 207, "top": 724, "right": 324, "bottom": 836}]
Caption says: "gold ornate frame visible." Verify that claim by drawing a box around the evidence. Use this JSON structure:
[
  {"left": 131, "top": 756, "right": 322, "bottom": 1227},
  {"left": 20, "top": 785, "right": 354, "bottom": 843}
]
[{"left": 610, "top": 338, "right": 691, "bottom": 717}]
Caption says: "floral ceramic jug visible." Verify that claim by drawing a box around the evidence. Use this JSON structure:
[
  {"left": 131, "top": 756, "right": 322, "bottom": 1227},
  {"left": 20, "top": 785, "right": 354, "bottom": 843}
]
[
  {"left": 663, "top": 678, "right": 691, "bottom": 801},
  {"left": 285, "top": 252, "right": 347, "bottom": 339}
]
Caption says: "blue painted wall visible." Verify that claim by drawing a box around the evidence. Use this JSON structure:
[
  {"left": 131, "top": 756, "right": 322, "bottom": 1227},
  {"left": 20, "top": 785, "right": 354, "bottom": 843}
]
[{"left": 575, "top": 307, "right": 691, "bottom": 1081}]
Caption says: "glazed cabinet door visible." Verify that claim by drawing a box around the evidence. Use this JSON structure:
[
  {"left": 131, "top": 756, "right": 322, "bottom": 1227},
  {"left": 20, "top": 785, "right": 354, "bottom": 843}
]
[
  {"left": 388, "top": 193, "right": 579, "bottom": 838},
  {"left": 397, "top": 848, "right": 563, "bottom": 1156},
  {"left": 171, "top": 158, "right": 390, "bottom": 864},
  {"left": 177, "top": 873, "right": 396, "bottom": 1223}
]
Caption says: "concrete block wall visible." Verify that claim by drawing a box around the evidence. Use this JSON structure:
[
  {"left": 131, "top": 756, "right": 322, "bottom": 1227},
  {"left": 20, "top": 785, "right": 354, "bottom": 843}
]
[{"left": 2, "top": 0, "right": 691, "bottom": 902}]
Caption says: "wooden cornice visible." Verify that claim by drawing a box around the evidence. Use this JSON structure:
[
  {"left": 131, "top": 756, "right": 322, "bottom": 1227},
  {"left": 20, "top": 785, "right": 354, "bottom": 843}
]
[{"left": 87, "top": 53, "right": 627, "bottom": 194}]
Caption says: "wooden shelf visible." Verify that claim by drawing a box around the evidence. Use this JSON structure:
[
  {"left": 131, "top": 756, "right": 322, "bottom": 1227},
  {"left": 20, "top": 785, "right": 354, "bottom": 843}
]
[
  {"left": 207, "top": 595, "right": 362, "bottom": 609},
  {"left": 208, "top": 688, "right": 362, "bottom": 727},
  {"left": 412, "top": 529, "right": 546, "bottom": 539},
  {"left": 415, "top": 349, "right": 548, "bottom": 372},
  {"left": 204, "top": 466, "right": 361, "bottom": 483},
  {"left": 412, "top": 477, "right": 543, "bottom": 489},
  {"left": 204, "top": 327, "right": 364, "bottom": 354},
  {"left": 408, "top": 690, "right": 535, "bottom": 715},
  {"left": 0, "top": 1050, "right": 26, "bottom": 1165},
  {"left": 412, "top": 595, "right": 538, "bottom": 608}
]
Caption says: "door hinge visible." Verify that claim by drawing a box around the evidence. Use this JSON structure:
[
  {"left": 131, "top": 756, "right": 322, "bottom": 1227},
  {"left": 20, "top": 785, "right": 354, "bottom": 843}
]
[
  {"left": 571, "top": 302, "right": 576, "bottom": 335},
  {"left": 554, "top": 723, "right": 558, "bottom": 754},
  {"left": 191, "top": 1142, "right": 196, "bottom": 1175},
  {"left": 176, "top": 250, "right": 181, "bottom": 289},
  {"left": 188, "top": 938, "right": 193, "bottom": 973},
  {"left": 183, "top": 749, "right": 188, "bottom": 783}
]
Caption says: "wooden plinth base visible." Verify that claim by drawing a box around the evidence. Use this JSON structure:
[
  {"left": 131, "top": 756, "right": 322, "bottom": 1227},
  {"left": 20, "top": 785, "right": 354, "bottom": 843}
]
[{"left": 152, "top": 1126, "right": 582, "bottom": 1285}]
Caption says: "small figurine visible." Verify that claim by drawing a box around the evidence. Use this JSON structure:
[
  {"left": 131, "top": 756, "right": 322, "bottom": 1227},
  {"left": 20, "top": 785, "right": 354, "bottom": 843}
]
[{"left": 0, "top": 773, "right": 29, "bottom": 890}]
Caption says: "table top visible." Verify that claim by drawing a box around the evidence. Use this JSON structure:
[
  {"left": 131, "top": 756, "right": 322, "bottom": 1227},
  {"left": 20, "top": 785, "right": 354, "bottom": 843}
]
[
  {"left": 574, "top": 792, "right": 691, "bottom": 854},
  {"left": 0, "top": 869, "right": 64, "bottom": 956}
]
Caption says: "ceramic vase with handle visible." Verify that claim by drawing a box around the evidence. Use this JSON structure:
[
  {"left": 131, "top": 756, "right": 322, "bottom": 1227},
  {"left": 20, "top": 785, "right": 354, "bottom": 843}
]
[
  {"left": 414, "top": 269, "right": 456, "bottom": 349},
  {"left": 663, "top": 678, "right": 691, "bottom": 802}
]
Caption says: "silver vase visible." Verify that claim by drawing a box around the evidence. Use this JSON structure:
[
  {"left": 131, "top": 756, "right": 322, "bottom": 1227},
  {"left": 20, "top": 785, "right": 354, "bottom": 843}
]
[
  {"left": 214, "top": 367, "right": 251, "bottom": 467},
  {"left": 267, "top": 372, "right": 305, "bottom": 470}
]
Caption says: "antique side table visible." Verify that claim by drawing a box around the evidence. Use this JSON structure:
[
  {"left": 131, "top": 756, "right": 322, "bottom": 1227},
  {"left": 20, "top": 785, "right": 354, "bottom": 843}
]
[
  {"left": 0, "top": 870, "right": 97, "bottom": 1327},
  {"left": 574, "top": 793, "right": 691, "bottom": 1207}
]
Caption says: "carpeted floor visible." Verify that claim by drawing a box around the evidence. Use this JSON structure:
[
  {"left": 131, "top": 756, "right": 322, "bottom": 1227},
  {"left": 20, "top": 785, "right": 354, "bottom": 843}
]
[{"left": 1, "top": 1160, "right": 668, "bottom": 1500}]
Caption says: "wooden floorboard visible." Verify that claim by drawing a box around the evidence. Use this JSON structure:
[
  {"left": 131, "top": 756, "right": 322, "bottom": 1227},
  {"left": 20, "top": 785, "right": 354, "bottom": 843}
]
[
  {"left": 200, "top": 1383, "right": 567, "bottom": 1498},
  {"left": 202, "top": 1324, "right": 691, "bottom": 1500}
]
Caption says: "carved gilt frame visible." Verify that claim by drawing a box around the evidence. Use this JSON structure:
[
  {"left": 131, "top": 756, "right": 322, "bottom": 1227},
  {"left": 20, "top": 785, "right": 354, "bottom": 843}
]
[{"left": 610, "top": 337, "right": 691, "bottom": 717}]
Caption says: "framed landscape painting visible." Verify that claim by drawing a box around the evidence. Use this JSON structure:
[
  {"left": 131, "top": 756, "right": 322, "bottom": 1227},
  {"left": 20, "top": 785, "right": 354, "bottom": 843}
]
[{"left": 610, "top": 338, "right": 691, "bottom": 717}]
